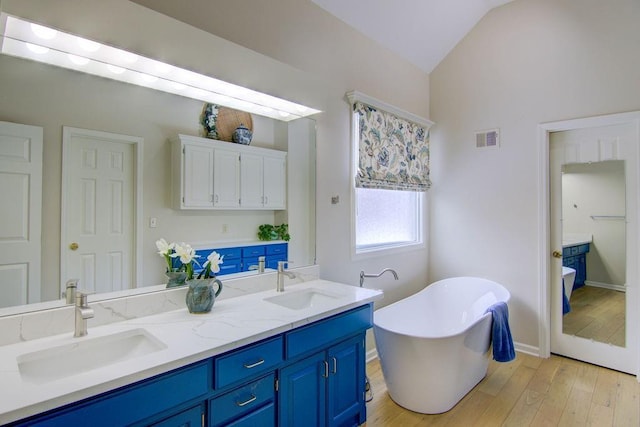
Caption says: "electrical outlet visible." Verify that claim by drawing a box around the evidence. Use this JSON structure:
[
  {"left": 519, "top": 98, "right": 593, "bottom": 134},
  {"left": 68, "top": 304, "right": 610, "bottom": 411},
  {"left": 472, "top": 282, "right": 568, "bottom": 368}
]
[
  {"left": 222, "top": 224, "right": 229, "bottom": 233},
  {"left": 149, "top": 217, "right": 158, "bottom": 228}
]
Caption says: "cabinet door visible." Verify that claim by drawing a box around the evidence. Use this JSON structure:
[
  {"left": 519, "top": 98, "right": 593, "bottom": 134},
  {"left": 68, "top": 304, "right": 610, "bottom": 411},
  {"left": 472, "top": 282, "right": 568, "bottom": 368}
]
[
  {"left": 240, "top": 152, "right": 264, "bottom": 208},
  {"left": 279, "top": 352, "right": 326, "bottom": 427},
  {"left": 327, "top": 335, "right": 366, "bottom": 427},
  {"left": 183, "top": 143, "right": 214, "bottom": 208},
  {"left": 213, "top": 148, "right": 240, "bottom": 208},
  {"left": 263, "top": 155, "right": 286, "bottom": 209}
]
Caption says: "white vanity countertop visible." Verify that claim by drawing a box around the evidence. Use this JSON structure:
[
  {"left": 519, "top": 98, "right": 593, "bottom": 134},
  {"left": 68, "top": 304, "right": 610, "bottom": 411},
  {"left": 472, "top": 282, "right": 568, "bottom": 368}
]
[
  {"left": 0, "top": 280, "right": 383, "bottom": 424},
  {"left": 562, "top": 233, "right": 593, "bottom": 248}
]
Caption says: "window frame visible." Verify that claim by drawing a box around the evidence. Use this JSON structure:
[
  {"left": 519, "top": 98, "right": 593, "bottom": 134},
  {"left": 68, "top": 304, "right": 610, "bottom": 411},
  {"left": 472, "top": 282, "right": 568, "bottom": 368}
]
[{"left": 348, "top": 96, "right": 428, "bottom": 260}]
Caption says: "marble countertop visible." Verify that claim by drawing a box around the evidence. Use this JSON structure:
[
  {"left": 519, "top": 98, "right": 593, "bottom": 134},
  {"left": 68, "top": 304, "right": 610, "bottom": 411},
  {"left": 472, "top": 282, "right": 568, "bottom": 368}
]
[
  {"left": 0, "top": 280, "right": 383, "bottom": 424},
  {"left": 562, "top": 235, "right": 593, "bottom": 248}
]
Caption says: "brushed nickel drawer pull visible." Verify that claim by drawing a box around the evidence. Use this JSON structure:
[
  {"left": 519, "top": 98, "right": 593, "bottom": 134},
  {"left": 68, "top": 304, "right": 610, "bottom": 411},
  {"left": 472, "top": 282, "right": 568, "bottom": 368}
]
[
  {"left": 322, "top": 360, "right": 329, "bottom": 378},
  {"left": 236, "top": 395, "right": 257, "bottom": 407},
  {"left": 243, "top": 359, "right": 265, "bottom": 369}
]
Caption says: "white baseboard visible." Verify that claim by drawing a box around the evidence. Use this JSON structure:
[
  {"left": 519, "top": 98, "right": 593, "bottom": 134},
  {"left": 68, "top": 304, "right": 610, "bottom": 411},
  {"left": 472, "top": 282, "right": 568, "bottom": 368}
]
[
  {"left": 514, "top": 341, "right": 541, "bottom": 357},
  {"left": 366, "top": 348, "right": 378, "bottom": 363},
  {"left": 584, "top": 280, "right": 626, "bottom": 292}
]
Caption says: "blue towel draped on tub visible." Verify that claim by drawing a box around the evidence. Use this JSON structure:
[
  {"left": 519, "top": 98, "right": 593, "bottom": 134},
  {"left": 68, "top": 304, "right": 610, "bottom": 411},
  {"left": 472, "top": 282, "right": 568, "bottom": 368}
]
[{"left": 485, "top": 302, "right": 516, "bottom": 362}]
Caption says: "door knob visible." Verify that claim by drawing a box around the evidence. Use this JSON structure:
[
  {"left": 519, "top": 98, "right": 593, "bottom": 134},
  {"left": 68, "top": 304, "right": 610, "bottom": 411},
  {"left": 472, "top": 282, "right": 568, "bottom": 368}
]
[
  {"left": 552, "top": 250, "right": 562, "bottom": 258},
  {"left": 69, "top": 242, "right": 79, "bottom": 251}
]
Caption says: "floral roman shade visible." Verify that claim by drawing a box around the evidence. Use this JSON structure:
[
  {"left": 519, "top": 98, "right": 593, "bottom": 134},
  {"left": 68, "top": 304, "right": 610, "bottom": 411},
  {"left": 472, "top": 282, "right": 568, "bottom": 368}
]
[{"left": 354, "top": 101, "right": 431, "bottom": 192}]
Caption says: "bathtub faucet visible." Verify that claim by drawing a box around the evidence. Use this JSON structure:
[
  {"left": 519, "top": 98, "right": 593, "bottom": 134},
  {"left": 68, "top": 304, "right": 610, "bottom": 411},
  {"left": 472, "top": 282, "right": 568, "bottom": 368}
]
[{"left": 359, "top": 268, "right": 399, "bottom": 287}]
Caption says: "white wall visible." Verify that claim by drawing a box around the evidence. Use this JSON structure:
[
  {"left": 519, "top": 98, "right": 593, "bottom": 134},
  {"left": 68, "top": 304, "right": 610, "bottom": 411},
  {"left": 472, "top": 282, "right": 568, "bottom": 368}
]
[
  {"left": 126, "top": 0, "right": 433, "bottom": 300},
  {"left": 429, "top": 0, "right": 640, "bottom": 348}
]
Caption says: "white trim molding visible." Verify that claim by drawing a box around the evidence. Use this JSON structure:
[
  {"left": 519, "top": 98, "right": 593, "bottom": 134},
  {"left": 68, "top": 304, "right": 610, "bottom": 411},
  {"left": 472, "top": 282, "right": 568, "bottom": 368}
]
[{"left": 345, "top": 90, "right": 434, "bottom": 128}]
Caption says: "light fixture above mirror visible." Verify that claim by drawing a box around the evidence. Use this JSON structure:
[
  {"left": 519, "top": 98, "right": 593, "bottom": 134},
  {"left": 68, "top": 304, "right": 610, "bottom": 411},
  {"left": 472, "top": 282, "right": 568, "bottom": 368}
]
[{"left": 0, "top": 14, "right": 322, "bottom": 122}]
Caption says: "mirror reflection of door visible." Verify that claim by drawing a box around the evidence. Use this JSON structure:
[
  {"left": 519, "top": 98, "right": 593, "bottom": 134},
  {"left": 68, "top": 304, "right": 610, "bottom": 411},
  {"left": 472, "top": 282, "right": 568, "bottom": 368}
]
[
  {"left": 61, "top": 127, "right": 140, "bottom": 296},
  {"left": 549, "top": 120, "right": 638, "bottom": 374},
  {"left": 561, "top": 160, "right": 625, "bottom": 346},
  {"left": 0, "top": 122, "right": 42, "bottom": 307}
]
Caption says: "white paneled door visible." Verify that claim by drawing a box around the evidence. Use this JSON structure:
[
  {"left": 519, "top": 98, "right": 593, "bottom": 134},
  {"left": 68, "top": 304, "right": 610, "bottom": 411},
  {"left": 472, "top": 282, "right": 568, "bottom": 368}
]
[
  {"left": 62, "top": 127, "right": 140, "bottom": 296},
  {"left": 0, "top": 122, "right": 42, "bottom": 308},
  {"left": 545, "top": 113, "right": 639, "bottom": 375}
]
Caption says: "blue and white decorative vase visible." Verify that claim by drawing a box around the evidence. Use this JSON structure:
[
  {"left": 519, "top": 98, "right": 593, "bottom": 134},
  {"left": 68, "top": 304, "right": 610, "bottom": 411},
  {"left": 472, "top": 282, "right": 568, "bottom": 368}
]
[
  {"left": 201, "top": 103, "right": 219, "bottom": 139},
  {"left": 232, "top": 123, "right": 252, "bottom": 145},
  {"left": 185, "top": 278, "right": 223, "bottom": 314}
]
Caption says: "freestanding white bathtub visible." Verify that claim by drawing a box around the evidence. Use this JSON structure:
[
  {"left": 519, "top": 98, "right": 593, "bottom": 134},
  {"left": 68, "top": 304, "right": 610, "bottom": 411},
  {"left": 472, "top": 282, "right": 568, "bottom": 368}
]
[{"left": 373, "top": 277, "right": 511, "bottom": 414}]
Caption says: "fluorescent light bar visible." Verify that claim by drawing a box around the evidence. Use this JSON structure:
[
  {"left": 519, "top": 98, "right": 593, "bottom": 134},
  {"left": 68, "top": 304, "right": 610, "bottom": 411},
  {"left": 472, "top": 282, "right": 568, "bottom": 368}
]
[{"left": 0, "top": 14, "right": 321, "bottom": 121}]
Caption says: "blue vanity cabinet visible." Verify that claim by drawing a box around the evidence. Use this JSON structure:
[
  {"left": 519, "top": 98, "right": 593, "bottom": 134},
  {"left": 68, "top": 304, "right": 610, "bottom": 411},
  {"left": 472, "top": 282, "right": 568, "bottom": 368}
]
[
  {"left": 195, "top": 243, "right": 287, "bottom": 275},
  {"left": 12, "top": 361, "right": 210, "bottom": 427},
  {"left": 11, "top": 303, "right": 372, "bottom": 427},
  {"left": 150, "top": 404, "right": 204, "bottom": 427},
  {"left": 279, "top": 304, "right": 372, "bottom": 427},
  {"left": 279, "top": 334, "right": 366, "bottom": 427},
  {"left": 563, "top": 243, "right": 590, "bottom": 287},
  {"left": 265, "top": 243, "right": 288, "bottom": 269}
]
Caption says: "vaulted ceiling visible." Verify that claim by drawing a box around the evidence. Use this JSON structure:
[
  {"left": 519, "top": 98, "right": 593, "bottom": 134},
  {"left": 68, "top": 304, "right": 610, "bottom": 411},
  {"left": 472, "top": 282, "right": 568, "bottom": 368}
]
[{"left": 312, "top": 0, "right": 515, "bottom": 73}]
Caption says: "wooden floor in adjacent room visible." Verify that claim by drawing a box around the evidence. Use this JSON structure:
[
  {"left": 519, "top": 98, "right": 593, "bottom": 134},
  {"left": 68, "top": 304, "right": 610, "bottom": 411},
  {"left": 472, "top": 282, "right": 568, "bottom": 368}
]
[
  {"left": 364, "top": 353, "right": 639, "bottom": 426},
  {"left": 562, "top": 286, "right": 625, "bottom": 347}
]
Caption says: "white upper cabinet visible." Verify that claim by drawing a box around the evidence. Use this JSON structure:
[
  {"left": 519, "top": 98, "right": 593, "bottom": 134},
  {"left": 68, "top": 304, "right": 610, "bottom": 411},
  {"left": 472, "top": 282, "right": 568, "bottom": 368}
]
[
  {"left": 262, "top": 154, "right": 286, "bottom": 209},
  {"left": 172, "top": 135, "right": 286, "bottom": 210},
  {"left": 240, "top": 152, "right": 264, "bottom": 208},
  {"left": 182, "top": 142, "right": 214, "bottom": 208},
  {"left": 213, "top": 147, "right": 240, "bottom": 208}
]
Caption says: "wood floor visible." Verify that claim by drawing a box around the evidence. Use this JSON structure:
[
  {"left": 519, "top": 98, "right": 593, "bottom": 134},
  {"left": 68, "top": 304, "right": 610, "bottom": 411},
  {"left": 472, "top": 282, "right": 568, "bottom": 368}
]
[
  {"left": 364, "top": 353, "right": 640, "bottom": 426},
  {"left": 562, "top": 286, "right": 625, "bottom": 347}
]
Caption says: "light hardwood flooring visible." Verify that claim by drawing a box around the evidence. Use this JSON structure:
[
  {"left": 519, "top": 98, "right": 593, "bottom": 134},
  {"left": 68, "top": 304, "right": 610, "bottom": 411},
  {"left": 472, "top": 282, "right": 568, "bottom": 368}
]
[
  {"left": 364, "top": 353, "right": 640, "bottom": 426},
  {"left": 562, "top": 286, "right": 625, "bottom": 347}
]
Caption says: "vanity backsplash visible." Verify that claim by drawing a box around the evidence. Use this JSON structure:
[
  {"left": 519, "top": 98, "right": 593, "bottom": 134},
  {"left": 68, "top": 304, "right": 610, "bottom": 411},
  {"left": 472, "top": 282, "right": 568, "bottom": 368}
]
[{"left": 0, "top": 265, "right": 319, "bottom": 347}]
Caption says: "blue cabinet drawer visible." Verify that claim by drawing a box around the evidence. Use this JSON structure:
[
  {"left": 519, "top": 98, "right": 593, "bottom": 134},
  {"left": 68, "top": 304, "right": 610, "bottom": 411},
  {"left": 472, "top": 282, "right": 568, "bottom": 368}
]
[
  {"left": 266, "top": 243, "right": 287, "bottom": 255},
  {"left": 219, "top": 261, "right": 242, "bottom": 275},
  {"left": 22, "top": 361, "right": 210, "bottom": 427},
  {"left": 215, "top": 337, "right": 283, "bottom": 389},
  {"left": 266, "top": 255, "right": 286, "bottom": 270},
  {"left": 242, "top": 257, "right": 261, "bottom": 272},
  {"left": 216, "top": 247, "right": 242, "bottom": 260},
  {"left": 578, "top": 243, "right": 590, "bottom": 254},
  {"left": 210, "top": 373, "right": 275, "bottom": 427},
  {"left": 285, "top": 304, "right": 373, "bottom": 359},
  {"left": 224, "top": 401, "right": 275, "bottom": 427},
  {"left": 242, "top": 246, "right": 266, "bottom": 257}
]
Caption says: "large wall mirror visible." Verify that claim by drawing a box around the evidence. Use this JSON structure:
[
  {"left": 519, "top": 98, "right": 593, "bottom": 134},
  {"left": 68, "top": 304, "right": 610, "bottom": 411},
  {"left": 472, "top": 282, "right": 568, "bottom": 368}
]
[
  {"left": 0, "top": 52, "right": 316, "bottom": 315},
  {"left": 561, "top": 160, "right": 626, "bottom": 346}
]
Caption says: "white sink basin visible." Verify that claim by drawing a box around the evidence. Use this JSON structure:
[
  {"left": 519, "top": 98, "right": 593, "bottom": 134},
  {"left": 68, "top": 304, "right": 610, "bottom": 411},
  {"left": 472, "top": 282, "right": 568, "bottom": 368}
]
[
  {"left": 17, "top": 328, "right": 166, "bottom": 384},
  {"left": 264, "top": 288, "right": 341, "bottom": 310}
]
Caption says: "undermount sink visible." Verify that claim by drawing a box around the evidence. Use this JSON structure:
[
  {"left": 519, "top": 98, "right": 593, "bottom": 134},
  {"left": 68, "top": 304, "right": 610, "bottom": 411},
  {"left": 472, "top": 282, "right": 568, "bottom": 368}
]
[
  {"left": 17, "top": 328, "right": 166, "bottom": 384},
  {"left": 264, "top": 288, "right": 341, "bottom": 310}
]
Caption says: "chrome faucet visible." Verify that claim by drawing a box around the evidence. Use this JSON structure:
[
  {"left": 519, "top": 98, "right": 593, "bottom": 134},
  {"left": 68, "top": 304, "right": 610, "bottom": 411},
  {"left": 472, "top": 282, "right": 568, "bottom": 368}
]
[
  {"left": 359, "top": 268, "right": 399, "bottom": 287},
  {"left": 249, "top": 256, "right": 266, "bottom": 273},
  {"left": 277, "top": 261, "right": 295, "bottom": 292},
  {"left": 64, "top": 279, "right": 78, "bottom": 304},
  {"left": 74, "top": 291, "right": 94, "bottom": 337}
]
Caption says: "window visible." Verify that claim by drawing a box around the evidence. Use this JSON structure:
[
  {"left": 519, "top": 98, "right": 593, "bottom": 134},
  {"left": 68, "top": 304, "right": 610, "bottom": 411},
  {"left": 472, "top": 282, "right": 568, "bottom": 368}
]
[
  {"left": 347, "top": 91, "right": 432, "bottom": 255},
  {"left": 355, "top": 188, "right": 422, "bottom": 251}
]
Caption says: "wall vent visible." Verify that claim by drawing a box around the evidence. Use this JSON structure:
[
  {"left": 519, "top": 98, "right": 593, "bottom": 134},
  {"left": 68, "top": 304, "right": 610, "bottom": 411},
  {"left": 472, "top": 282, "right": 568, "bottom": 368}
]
[{"left": 475, "top": 129, "right": 500, "bottom": 149}]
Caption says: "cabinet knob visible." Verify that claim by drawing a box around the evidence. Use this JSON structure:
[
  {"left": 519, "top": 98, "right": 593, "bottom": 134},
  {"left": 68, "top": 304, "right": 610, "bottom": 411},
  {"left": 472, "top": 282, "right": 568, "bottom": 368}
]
[
  {"left": 69, "top": 242, "right": 79, "bottom": 251},
  {"left": 552, "top": 250, "right": 562, "bottom": 258}
]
